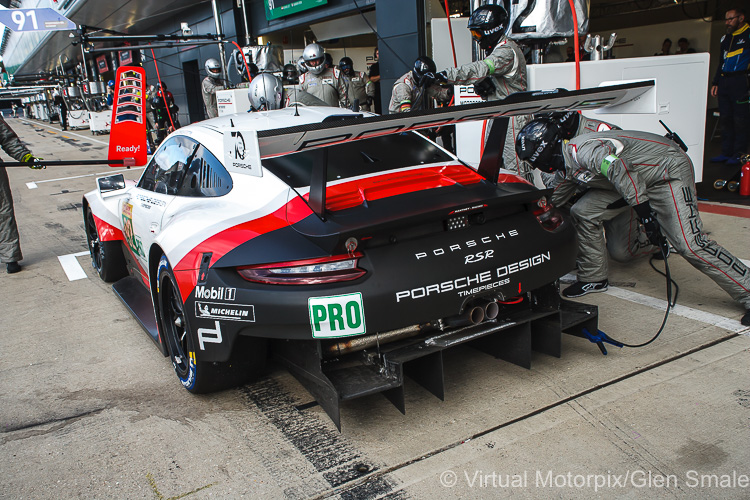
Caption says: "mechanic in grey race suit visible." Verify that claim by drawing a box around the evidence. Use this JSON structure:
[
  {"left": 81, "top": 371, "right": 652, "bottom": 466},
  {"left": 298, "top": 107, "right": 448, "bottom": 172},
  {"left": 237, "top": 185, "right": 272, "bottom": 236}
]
[
  {"left": 201, "top": 58, "right": 224, "bottom": 119},
  {"left": 389, "top": 56, "right": 451, "bottom": 114},
  {"left": 299, "top": 43, "right": 344, "bottom": 107},
  {"left": 516, "top": 121, "right": 750, "bottom": 326},
  {"left": 248, "top": 73, "right": 326, "bottom": 111},
  {"left": 1, "top": 116, "right": 43, "bottom": 273},
  {"left": 539, "top": 111, "right": 620, "bottom": 189},
  {"left": 338, "top": 57, "right": 373, "bottom": 111},
  {"left": 533, "top": 113, "right": 656, "bottom": 275},
  {"left": 436, "top": 4, "right": 530, "bottom": 180}
]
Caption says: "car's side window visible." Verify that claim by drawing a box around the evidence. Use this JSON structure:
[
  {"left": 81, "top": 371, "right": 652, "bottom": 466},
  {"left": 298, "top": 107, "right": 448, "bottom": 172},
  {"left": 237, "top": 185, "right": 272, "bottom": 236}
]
[
  {"left": 138, "top": 136, "right": 198, "bottom": 194},
  {"left": 177, "top": 145, "right": 233, "bottom": 197}
]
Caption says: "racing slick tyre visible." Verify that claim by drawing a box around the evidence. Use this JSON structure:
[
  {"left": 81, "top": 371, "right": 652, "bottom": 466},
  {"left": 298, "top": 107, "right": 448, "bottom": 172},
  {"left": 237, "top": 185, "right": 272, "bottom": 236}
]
[
  {"left": 157, "top": 255, "right": 266, "bottom": 393},
  {"left": 85, "top": 207, "right": 127, "bottom": 282}
]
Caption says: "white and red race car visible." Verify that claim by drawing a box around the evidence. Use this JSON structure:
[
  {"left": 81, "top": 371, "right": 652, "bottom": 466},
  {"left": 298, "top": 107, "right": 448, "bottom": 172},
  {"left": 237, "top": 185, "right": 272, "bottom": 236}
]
[{"left": 84, "top": 81, "right": 651, "bottom": 428}]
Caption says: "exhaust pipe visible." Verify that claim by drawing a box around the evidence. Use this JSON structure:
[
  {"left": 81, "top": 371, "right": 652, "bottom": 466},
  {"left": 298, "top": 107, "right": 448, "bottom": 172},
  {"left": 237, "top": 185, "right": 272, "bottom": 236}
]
[
  {"left": 483, "top": 299, "right": 499, "bottom": 320},
  {"left": 444, "top": 304, "right": 485, "bottom": 328}
]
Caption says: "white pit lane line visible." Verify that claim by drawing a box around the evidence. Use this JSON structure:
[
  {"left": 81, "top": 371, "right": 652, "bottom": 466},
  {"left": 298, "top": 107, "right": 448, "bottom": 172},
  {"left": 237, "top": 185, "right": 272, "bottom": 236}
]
[
  {"left": 58, "top": 251, "right": 91, "bottom": 281},
  {"left": 604, "top": 287, "right": 747, "bottom": 335},
  {"left": 18, "top": 118, "right": 109, "bottom": 145},
  {"left": 26, "top": 167, "right": 144, "bottom": 189}
]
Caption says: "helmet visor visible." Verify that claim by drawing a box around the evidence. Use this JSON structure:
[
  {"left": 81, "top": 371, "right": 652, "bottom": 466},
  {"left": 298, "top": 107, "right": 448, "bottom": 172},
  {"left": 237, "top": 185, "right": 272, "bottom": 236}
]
[
  {"left": 470, "top": 29, "right": 483, "bottom": 41},
  {"left": 306, "top": 57, "right": 324, "bottom": 68}
]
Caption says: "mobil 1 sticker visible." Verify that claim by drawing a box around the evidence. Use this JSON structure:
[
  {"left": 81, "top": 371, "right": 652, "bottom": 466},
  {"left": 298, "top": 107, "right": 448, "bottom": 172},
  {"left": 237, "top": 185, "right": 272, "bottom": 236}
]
[
  {"left": 195, "top": 301, "right": 255, "bottom": 322},
  {"left": 309, "top": 292, "right": 366, "bottom": 338}
]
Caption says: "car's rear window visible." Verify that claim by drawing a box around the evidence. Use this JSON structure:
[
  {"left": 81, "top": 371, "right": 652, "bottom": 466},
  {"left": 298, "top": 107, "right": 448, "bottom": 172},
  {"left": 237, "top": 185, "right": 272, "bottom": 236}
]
[{"left": 261, "top": 132, "right": 452, "bottom": 188}]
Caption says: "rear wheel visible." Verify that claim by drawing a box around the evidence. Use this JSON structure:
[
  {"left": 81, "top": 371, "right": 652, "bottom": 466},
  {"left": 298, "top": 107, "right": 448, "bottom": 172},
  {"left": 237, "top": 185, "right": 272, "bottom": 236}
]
[
  {"left": 157, "top": 256, "right": 266, "bottom": 393},
  {"left": 85, "top": 207, "right": 127, "bottom": 282}
]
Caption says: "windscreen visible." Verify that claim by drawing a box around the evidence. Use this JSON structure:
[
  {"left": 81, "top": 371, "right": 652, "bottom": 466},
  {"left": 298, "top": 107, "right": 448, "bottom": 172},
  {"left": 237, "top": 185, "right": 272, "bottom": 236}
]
[{"left": 261, "top": 132, "right": 453, "bottom": 188}]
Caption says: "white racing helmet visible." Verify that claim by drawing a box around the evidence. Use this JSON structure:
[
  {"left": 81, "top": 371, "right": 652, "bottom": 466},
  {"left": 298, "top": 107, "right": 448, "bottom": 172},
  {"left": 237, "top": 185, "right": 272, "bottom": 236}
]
[
  {"left": 248, "top": 73, "right": 283, "bottom": 110},
  {"left": 205, "top": 58, "right": 221, "bottom": 78},
  {"left": 302, "top": 43, "right": 326, "bottom": 75}
]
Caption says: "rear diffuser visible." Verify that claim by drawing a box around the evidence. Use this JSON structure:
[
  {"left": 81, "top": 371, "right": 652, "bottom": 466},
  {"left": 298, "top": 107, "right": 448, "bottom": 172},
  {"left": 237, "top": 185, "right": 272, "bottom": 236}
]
[{"left": 274, "top": 282, "right": 598, "bottom": 430}]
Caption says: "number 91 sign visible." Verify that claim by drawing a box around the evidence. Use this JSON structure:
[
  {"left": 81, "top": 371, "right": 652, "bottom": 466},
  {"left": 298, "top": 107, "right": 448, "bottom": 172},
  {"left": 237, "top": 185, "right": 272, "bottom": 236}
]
[{"left": 0, "top": 8, "right": 75, "bottom": 32}]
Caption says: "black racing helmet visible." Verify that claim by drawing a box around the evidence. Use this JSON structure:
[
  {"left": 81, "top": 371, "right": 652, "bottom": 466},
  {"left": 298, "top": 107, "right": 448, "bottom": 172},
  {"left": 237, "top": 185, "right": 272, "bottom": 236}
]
[
  {"left": 339, "top": 56, "right": 354, "bottom": 75},
  {"left": 412, "top": 56, "right": 437, "bottom": 87},
  {"left": 247, "top": 63, "right": 259, "bottom": 79},
  {"left": 515, "top": 118, "right": 565, "bottom": 173},
  {"left": 467, "top": 4, "right": 509, "bottom": 51},
  {"left": 324, "top": 52, "right": 334, "bottom": 68},
  {"left": 282, "top": 64, "right": 298, "bottom": 84},
  {"left": 536, "top": 111, "right": 580, "bottom": 140}
]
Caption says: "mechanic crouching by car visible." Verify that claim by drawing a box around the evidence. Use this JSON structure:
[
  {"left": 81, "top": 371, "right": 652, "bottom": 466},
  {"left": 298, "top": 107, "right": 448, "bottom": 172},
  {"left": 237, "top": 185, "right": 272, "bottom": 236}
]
[
  {"left": 436, "top": 4, "right": 530, "bottom": 181},
  {"left": 515, "top": 119, "right": 750, "bottom": 326},
  {"left": 1, "top": 116, "right": 44, "bottom": 274}
]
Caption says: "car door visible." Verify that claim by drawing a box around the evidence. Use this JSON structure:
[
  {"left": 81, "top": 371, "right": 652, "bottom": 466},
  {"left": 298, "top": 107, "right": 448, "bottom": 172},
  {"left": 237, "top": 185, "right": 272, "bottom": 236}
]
[{"left": 124, "top": 136, "right": 198, "bottom": 279}]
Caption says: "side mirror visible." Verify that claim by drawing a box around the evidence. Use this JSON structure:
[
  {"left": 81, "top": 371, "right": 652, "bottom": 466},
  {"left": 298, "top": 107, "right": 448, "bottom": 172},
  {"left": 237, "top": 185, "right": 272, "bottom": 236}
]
[{"left": 97, "top": 173, "right": 126, "bottom": 193}]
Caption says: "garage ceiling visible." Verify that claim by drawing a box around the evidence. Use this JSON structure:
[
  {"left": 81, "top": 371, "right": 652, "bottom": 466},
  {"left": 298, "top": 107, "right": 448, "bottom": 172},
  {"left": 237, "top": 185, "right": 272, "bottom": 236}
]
[{"left": 10, "top": 0, "right": 209, "bottom": 74}]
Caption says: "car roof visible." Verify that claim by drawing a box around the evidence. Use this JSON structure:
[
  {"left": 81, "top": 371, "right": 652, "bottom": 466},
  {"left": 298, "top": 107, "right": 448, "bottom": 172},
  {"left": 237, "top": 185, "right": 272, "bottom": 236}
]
[{"left": 176, "top": 106, "right": 368, "bottom": 146}]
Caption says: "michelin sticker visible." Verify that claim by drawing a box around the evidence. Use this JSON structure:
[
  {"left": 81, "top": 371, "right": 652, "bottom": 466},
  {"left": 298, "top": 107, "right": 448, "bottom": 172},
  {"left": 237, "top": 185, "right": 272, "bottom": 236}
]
[
  {"left": 309, "top": 292, "right": 366, "bottom": 338},
  {"left": 223, "top": 129, "right": 262, "bottom": 177},
  {"left": 195, "top": 301, "right": 254, "bottom": 322}
]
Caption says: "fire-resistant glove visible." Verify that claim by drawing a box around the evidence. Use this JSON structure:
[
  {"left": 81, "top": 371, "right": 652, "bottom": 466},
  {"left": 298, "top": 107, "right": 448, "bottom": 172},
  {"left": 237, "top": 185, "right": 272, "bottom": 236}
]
[
  {"left": 434, "top": 71, "right": 448, "bottom": 85},
  {"left": 22, "top": 153, "right": 45, "bottom": 169},
  {"left": 633, "top": 201, "right": 666, "bottom": 249},
  {"left": 473, "top": 77, "right": 496, "bottom": 100}
]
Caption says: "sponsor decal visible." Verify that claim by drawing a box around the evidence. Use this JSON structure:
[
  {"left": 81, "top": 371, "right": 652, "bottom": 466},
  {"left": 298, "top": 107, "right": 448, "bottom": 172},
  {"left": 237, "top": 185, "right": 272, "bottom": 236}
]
[
  {"left": 197, "top": 320, "right": 223, "bottom": 350},
  {"left": 309, "top": 293, "right": 366, "bottom": 338},
  {"left": 135, "top": 193, "right": 166, "bottom": 207},
  {"left": 415, "top": 230, "right": 519, "bottom": 261},
  {"left": 195, "top": 301, "right": 255, "bottom": 322},
  {"left": 121, "top": 202, "right": 145, "bottom": 258},
  {"left": 223, "top": 129, "right": 262, "bottom": 177},
  {"left": 194, "top": 286, "right": 236, "bottom": 301},
  {"left": 396, "top": 252, "right": 551, "bottom": 302},
  {"left": 574, "top": 169, "right": 595, "bottom": 183}
]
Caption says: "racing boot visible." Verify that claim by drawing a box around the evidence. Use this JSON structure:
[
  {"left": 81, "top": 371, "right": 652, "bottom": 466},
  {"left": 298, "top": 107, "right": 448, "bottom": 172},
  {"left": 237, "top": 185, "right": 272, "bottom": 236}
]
[
  {"left": 562, "top": 279, "right": 608, "bottom": 298},
  {"left": 742, "top": 310, "right": 750, "bottom": 327},
  {"left": 6, "top": 261, "right": 21, "bottom": 274}
]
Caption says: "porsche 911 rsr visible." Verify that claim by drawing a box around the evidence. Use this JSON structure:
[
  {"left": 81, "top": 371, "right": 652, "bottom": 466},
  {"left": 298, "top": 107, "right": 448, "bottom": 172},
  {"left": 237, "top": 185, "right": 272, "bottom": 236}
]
[{"left": 84, "top": 82, "right": 651, "bottom": 428}]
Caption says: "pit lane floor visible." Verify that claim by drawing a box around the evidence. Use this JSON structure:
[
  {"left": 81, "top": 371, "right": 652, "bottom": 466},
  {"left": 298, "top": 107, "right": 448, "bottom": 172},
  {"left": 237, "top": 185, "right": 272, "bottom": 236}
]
[{"left": 1, "top": 118, "right": 748, "bottom": 499}]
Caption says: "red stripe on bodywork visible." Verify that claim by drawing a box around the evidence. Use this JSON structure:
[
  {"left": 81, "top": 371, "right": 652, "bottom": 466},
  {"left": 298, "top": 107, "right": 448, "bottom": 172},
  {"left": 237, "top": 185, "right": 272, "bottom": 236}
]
[
  {"left": 173, "top": 197, "right": 313, "bottom": 300},
  {"left": 93, "top": 214, "right": 124, "bottom": 242},
  {"left": 318, "top": 165, "right": 484, "bottom": 211},
  {"left": 172, "top": 164, "right": 524, "bottom": 300}
]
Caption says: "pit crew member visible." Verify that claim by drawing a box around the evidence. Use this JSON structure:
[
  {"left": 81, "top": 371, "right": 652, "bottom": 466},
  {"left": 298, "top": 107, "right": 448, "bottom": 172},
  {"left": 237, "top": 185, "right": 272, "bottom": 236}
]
[{"left": 515, "top": 121, "right": 750, "bottom": 326}]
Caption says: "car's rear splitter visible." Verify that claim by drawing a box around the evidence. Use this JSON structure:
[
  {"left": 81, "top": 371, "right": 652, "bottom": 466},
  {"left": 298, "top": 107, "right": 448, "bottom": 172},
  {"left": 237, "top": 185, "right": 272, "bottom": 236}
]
[{"left": 274, "top": 282, "right": 599, "bottom": 430}]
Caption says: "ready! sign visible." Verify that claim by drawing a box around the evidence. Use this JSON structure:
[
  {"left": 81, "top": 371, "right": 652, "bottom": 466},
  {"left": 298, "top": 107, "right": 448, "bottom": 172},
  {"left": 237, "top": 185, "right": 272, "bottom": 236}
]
[{"left": 309, "top": 293, "right": 366, "bottom": 338}]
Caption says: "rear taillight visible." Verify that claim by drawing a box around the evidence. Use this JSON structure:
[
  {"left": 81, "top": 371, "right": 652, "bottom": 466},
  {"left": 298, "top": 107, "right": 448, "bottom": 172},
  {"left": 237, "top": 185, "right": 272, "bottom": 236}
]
[
  {"left": 533, "top": 199, "right": 565, "bottom": 232},
  {"left": 237, "top": 253, "right": 366, "bottom": 285}
]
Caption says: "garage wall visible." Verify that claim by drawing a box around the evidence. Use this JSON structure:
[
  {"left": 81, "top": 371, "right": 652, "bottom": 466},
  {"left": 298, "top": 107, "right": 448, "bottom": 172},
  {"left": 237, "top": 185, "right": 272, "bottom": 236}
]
[{"left": 141, "top": 0, "right": 240, "bottom": 127}]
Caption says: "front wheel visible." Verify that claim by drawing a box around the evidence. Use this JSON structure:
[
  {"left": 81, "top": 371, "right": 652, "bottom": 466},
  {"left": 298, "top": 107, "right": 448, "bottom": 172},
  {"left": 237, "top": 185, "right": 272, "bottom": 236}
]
[
  {"left": 157, "top": 256, "right": 266, "bottom": 393},
  {"left": 85, "top": 207, "right": 127, "bottom": 282}
]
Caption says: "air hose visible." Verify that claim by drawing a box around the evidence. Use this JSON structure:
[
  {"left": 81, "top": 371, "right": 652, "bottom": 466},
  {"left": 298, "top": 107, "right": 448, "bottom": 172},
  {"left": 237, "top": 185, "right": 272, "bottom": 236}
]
[{"left": 583, "top": 241, "right": 679, "bottom": 354}]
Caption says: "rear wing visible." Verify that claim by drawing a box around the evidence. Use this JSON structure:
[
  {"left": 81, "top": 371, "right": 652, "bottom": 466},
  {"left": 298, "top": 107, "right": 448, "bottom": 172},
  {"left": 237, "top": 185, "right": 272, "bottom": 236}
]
[
  {"left": 247, "top": 80, "right": 653, "bottom": 219},
  {"left": 255, "top": 80, "right": 654, "bottom": 158}
]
